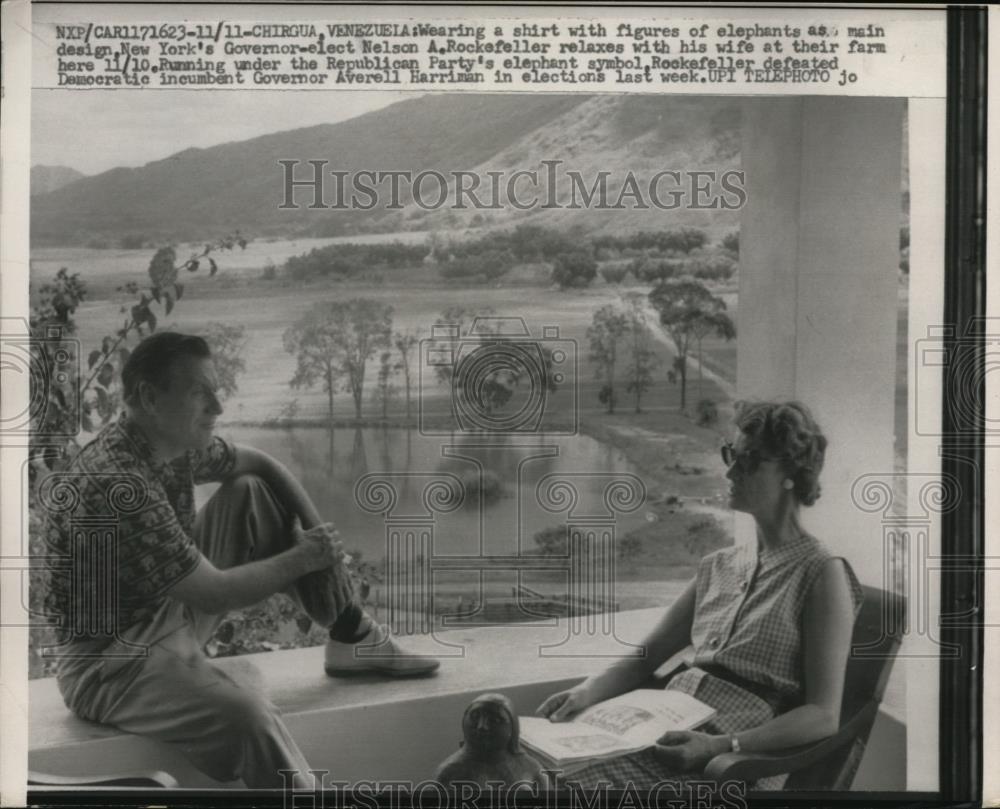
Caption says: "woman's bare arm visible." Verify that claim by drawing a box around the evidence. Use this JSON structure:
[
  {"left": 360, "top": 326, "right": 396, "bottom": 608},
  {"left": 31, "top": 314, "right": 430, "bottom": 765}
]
[
  {"left": 593, "top": 577, "right": 698, "bottom": 697},
  {"left": 539, "top": 578, "right": 697, "bottom": 719}
]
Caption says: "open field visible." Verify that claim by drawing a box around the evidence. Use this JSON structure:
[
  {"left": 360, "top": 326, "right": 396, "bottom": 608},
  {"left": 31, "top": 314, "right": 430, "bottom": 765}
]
[{"left": 35, "top": 240, "right": 734, "bottom": 425}]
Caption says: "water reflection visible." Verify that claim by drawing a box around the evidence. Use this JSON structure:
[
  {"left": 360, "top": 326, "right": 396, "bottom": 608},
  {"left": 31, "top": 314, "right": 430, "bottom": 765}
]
[{"left": 216, "top": 426, "right": 648, "bottom": 563}]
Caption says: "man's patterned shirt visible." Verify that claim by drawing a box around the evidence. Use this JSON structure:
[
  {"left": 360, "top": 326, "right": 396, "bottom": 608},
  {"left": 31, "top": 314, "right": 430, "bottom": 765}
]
[{"left": 39, "top": 413, "right": 236, "bottom": 650}]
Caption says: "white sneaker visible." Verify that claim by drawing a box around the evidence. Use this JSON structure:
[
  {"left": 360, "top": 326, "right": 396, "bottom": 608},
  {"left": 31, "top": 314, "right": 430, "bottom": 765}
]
[{"left": 324, "top": 623, "right": 440, "bottom": 678}]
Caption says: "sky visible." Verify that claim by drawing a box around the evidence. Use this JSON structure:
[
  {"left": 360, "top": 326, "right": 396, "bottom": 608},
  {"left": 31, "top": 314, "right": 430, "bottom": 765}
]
[{"left": 31, "top": 90, "right": 417, "bottom": 176}]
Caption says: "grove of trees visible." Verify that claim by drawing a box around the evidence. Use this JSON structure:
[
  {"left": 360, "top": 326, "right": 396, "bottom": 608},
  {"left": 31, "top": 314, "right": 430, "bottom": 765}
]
[{"left": 283, "top": 299, "right": 395, "bottom": 422}]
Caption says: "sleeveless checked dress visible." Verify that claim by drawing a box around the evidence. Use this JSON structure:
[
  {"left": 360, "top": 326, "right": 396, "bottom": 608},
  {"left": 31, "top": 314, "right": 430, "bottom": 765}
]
[{"left": 564, "top": 533, "right": 864, "bottom": 792}]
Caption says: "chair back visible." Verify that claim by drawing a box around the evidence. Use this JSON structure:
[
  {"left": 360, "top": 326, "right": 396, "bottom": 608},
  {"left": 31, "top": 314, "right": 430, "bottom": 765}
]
[{"left": 785, "top": 584, "right": 906, "bottom": 790}]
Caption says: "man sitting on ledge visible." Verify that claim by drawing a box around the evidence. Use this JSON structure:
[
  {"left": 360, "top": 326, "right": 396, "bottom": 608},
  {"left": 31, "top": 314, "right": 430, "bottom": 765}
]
[{"left": 39, "top": 332, "right": 440, "bottom": 789}]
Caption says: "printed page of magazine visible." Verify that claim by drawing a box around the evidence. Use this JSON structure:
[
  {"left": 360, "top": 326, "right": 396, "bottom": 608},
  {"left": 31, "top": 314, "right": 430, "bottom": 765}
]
[{"left": 520, "top": 689, "right": 717, "bottom": 765}]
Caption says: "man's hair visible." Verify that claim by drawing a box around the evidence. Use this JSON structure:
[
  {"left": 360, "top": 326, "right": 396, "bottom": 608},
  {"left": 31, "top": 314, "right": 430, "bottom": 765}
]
[{"left": 122, "top": 332, "right": 211, "bottom": 407}]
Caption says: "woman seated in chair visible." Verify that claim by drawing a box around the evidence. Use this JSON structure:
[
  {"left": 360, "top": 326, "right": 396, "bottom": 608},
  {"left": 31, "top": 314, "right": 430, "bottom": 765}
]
[{"left": 537, "top": 400, "right": 864, "bottom": 790}]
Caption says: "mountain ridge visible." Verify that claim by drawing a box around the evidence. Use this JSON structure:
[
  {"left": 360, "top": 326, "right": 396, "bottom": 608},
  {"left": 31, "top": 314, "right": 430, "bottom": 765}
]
[
  {"left": 31, "top": 94, "right": 742, "bottom": 246},
  {"left": 31, "top": 165, "right": 86, "bottom": 196}
]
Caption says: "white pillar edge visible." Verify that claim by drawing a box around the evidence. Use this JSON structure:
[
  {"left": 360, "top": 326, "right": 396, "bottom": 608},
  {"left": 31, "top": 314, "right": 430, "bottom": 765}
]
[
  {"left": 0, "top": 1, "right": 33, "bottom": 806},
  {"left": 904, "top": 97, "right": 947, "bottom": 793}
]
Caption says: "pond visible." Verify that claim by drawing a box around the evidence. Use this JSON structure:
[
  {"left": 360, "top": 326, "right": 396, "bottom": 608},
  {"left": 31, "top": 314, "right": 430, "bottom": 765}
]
[{"left": 204, "top": 426, "right": 652, "bottom": 568}]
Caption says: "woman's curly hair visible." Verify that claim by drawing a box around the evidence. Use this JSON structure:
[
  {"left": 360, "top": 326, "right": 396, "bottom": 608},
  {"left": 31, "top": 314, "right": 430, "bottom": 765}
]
[{"left": 734, "top": 400, "right": 828, "bottom": 506}]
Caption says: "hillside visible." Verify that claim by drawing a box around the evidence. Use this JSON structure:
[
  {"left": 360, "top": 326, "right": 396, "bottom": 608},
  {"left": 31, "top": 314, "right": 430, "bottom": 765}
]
[
  {"left": 397, "top": 95, "right": 742, "bottom": 240},
  {"left": 31, "top": 165, "right": 85, "bottom": 196},
  {"left": 30, "top": 94, "right": 588, "bottom": 246},
  {"left": 31, "top": 94, "right": 742, "bottom": 246}
]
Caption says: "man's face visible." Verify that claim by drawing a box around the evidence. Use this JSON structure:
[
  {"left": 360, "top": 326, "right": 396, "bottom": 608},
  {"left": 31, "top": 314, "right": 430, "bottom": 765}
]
[{"left": 147, "top": 355, "right": 223, "bottom": 453}]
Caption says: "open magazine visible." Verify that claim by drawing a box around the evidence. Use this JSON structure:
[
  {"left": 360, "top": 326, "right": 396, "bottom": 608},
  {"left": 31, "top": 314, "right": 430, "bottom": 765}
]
[{"left": 519, "top": 690, "right": 717, "bottom": 776}]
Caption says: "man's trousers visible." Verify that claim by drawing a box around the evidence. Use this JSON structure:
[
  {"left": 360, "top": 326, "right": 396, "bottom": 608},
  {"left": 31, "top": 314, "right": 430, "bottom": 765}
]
[{"left": 56, "top": 475, "right": 354, "bottom": 789}]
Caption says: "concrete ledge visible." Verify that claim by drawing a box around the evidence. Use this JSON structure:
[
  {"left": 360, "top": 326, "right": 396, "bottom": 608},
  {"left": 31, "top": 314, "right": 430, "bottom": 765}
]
[
  {"left": 29, "top": 607, "right": 908, "bottom": 790},
  {"left": 30, "top": 608, "right": 664, "bottom": 786}
]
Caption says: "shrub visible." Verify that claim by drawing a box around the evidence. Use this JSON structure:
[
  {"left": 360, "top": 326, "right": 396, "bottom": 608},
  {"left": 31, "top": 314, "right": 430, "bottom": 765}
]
[
  {"left": 630, "top": 257, "right": 682, "bottom": 283},
  {"left": 617, "top": 534, "right": 643, "bottom": 562},
  {"left": 592, "top": 229, "right": 707, "bottom": 256},
  {"left": 683, "top": 515, "right": 728, "bottom": 557},
  {"left": 552, "top": 249, "right": 598, "bottom": 289},
  {"left": 721, "top": 231, "right": 739, "bottom": 256},
  {"left": 461, "top": 469, "right": 504, "bottom": 505},
  {"left": 119, "top": 234, "right": 146, "bottom": 250},
  {"left": 285, "top": 242, "right": 431, "bottom": 281},
  {"left": 600, "top": 265, "right": 628, "bottom": 284},
  {"left": 687, "top": 254, "right": 736, "bottom": 282},
  {"left": 533, "top": 526, "right": 567, "bottom": 556},
  {"left": 695, "top": 398, "right": 718, "bottom": 426},
  {"left": 432, "top": 225, "right": 571, "bottom": 264}
]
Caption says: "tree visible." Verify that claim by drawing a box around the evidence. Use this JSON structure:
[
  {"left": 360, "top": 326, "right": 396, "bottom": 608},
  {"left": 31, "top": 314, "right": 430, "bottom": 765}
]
[
  {"left": 587, "top": 304, "right": 629, "bottom": 414},
  {"left": 393, "top": 331, "right": 418, "bottom": 422},
  {"left": 283, "top": 299, "right": 394, "bottom": 422},
  {"left": 199, "top": 322, "right": 247, "bottom": 401},
  {"left": 551, "top": 249, "right": 597, "bottom": 289},
  {"left": 621, "top": 294, "right": 658, "bottom": 414},
  {"left": 283, "top": 308, "right": 343, "bottom": 427},
  {"left": 372, "top": 350, "right": 399, "bottom": 419},
  {"left": 648, "top": 278, "right": 735, "bottom": 412},
  {"left": 335, "top": 300, "right": 394, "bottom": 419},
  {"left": 689, "top": 309, "right": 735, "bottom": 401}
]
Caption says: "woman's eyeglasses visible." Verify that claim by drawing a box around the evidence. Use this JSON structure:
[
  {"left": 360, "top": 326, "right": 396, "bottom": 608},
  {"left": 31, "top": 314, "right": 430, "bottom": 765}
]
[{"left": 721, "top": 442, "right": 784, "bottom": 472}]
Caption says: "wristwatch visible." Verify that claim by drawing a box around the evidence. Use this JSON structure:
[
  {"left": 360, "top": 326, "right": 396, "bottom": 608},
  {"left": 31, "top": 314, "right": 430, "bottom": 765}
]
[{"left": 730, "top": 734, "right": 742, "bottom": 753}]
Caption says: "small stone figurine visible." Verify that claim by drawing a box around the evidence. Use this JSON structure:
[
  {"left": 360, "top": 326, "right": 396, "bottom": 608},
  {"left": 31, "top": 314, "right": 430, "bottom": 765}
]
[{"left": 435, "top": 693, "right": 545, "bottom": 788}]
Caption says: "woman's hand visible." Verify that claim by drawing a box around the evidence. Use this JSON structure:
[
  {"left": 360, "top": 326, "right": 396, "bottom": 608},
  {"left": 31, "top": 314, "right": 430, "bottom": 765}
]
[
  {"left": 652, "top": 730, "right": 730, "bottom": 772},
  {"left": 536, "top": 683, "right": 598, "bottom": 722}
]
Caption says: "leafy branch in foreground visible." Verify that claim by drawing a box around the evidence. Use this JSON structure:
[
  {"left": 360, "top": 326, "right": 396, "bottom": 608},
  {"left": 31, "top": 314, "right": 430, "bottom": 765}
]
[{"left": 29, "top": 231, "right": 248, "bottom": 468}]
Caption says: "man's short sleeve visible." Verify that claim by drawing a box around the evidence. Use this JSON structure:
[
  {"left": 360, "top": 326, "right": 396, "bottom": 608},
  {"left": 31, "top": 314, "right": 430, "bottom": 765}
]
[{"left": 190, "top": 436, "right": 237, "bottom": 484}]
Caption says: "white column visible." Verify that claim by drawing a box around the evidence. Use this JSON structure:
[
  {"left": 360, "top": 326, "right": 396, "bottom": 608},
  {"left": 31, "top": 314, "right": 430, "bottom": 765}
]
[{"left": 737, "top": 97, "right": 905, "bottom": 580}]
